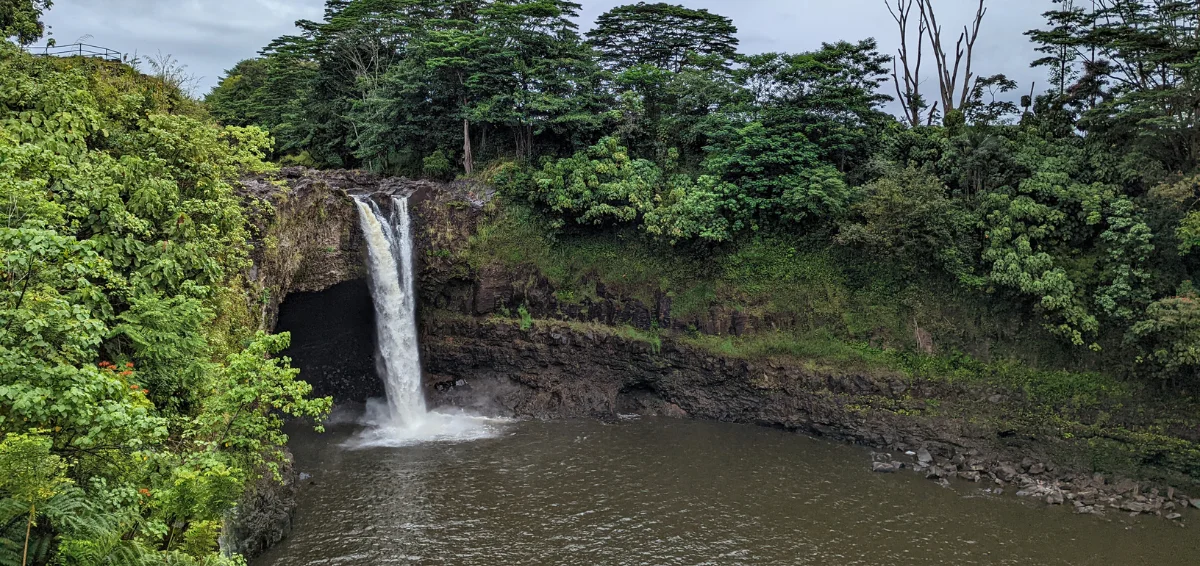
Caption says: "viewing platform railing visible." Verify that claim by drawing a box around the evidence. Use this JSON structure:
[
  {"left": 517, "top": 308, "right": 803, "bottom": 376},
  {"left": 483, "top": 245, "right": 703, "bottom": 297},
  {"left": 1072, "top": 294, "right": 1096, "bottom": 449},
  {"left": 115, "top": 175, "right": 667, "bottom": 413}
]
[{"left": 22, "top": 43, "right": 122, "bottom": 61}]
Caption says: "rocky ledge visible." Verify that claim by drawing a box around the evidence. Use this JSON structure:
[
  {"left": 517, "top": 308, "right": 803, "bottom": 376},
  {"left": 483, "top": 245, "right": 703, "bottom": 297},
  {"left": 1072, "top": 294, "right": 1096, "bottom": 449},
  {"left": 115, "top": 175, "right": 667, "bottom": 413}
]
[{"left": 420, "top": 314, "right": 1198, "bottom": 523}]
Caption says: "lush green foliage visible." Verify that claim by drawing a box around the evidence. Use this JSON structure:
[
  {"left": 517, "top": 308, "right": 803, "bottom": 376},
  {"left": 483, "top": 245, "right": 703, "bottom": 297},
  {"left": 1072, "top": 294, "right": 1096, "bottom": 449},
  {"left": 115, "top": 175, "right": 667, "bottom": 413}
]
[
  {"left": 0, "top": 0, "right": 50, "bottom": 45},
  {"left": 0, "top": 44, "right": 329, "bottom": 565}
]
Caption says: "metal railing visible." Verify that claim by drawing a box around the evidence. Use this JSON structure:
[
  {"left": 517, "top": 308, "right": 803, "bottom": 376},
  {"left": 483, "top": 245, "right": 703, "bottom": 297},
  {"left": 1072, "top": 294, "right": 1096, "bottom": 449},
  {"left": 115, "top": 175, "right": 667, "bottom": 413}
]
[{"left": 22, "top": 43, "right": 122, "bottom": 61}]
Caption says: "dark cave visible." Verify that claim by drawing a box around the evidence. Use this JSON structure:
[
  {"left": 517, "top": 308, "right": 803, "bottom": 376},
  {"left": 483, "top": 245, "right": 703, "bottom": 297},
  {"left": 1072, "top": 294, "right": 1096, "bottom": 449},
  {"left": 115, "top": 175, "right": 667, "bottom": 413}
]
[{"left": 275, "top": 279, "right": 384, "bottom": 402}]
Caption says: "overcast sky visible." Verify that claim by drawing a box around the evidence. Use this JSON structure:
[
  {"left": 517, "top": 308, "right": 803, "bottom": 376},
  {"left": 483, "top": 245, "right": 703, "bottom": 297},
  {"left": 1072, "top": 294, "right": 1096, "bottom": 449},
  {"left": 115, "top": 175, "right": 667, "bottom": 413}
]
[{"left": 41, "top": 0, "right": 1054, "bottom": 101}]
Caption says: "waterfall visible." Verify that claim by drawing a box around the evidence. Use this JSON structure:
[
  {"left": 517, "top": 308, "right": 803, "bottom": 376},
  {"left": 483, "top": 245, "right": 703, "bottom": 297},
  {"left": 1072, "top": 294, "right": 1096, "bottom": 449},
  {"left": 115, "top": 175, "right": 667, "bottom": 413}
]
[
  {"left": 355, "top": 196, "right": 426, "bottom": 427},
  {"left": 350, "top": 195, "right": 501, "bottom": 448}
]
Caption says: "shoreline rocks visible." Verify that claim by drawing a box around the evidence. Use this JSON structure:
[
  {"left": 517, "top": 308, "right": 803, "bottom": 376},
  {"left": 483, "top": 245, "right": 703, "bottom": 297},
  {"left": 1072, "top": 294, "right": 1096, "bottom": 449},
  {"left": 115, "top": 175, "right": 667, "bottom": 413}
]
[{"left": 872, "top": 445, "right": 1192, "bottom": 522}]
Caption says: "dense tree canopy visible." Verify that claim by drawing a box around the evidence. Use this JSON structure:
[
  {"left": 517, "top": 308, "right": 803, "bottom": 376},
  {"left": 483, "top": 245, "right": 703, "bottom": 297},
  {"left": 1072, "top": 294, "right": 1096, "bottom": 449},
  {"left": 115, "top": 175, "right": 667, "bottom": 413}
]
[{"left": 586, "top": 2, "right": 738, "bottom": 72}]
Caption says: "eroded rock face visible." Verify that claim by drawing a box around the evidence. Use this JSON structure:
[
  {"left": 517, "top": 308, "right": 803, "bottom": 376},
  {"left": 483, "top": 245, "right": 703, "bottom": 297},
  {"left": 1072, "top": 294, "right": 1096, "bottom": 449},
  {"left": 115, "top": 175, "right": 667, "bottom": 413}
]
[
  {"left": 221, "top": 451, "right": 298, "bottom": 560},
  {"left": 241, "top": 168, "right": 368, "bottom": 329},
  {"left": 421, "top": 316, "right": 962, "bottom": 449},
  {"left": 418, "top": 316, "right": 1199, "bottom": 522},
  {"left": 242, "top": 167, "right": 492, "bottom": 329}
]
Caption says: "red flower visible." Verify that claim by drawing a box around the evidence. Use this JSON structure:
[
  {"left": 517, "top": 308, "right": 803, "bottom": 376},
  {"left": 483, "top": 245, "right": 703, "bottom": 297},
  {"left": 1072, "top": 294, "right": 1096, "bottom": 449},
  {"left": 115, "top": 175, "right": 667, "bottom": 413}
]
[{"left": 126, "top": 362, "right": 135, "bottom": 368}]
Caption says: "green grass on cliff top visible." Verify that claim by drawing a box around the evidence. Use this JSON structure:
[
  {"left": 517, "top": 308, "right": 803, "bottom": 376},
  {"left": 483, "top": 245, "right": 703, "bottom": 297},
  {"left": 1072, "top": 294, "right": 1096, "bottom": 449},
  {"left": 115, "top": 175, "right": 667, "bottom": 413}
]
[{"left": 465, "top": 200, "right": 1071, "bottom": 364}]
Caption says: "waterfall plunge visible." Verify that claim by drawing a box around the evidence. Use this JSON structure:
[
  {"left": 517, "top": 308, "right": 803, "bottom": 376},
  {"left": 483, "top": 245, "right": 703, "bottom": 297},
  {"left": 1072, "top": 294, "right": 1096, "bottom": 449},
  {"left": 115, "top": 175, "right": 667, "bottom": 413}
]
[
  {"left": 356, "top": 197, "right": 426, "bottom": 424},
  {"left": 349, "top": 195, "right": 501, "bottom": 448}
]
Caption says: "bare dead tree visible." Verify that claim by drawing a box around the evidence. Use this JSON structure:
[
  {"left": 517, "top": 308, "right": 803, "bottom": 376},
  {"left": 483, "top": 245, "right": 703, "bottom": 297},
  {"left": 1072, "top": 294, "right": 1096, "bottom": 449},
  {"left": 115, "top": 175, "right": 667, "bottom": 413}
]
[
  {"left": 146, "top": 52, "right": 201, "bottom": 98},
  {"left": 886, "top": 0, "right": 927, "bottom": 127},
  {"left": 919, "top": 0, "right": 987, "bottom": 117}
]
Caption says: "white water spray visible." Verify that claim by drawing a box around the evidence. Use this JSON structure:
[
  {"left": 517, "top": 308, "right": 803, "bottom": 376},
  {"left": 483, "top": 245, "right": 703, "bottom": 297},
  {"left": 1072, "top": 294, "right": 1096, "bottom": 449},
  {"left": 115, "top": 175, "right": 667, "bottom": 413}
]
[{"left": 350, "top": 195, "right": 502, "bottom": 448}]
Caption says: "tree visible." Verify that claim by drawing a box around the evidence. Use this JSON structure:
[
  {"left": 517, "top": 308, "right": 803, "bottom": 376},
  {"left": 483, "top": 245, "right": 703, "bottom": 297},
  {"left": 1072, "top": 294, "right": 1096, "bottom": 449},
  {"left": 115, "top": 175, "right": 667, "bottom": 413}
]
[
  {"left": 0, "top": 434, "right": 69, "bottom": 566},
  {"left": 1025, "top": 0, "right": 1087, "bottom": 100},
  {"left": 1027, "top": 0, "right": 1200, "bottom": 170},
  {"left": 735, "top": 40, "right": 894, "bottom": 178},
  {"left": 422, "top": 0, "right": 489, "bottom": 175},
  {"left": 523, "top": 136, "right": 661, "bottom": 229},
  {"left": 1132, "top": 290, "right": 1200, "bottom": 387},
  {"left": 886, "top": 0, "right": 931, "bottom": 127},
  {"left": 254, "top": 34, "right": 321, "bottom": 160},
  {"left": 838, "top": 166, "right": 977, "bottom": 279},
  {"left": 206, "top": 59, "right": 270, "bottom": 127},
  {"left": 587, "top": 2, "right": 739, "bottom": 72},
  {"left": 472, "top": 0, "right": 607, "bottom": 160},
  {"left": 963, "top": 73, "right": 1019, "bottom": 125},
  {"left": 0, "top": 0, "right": 51, "bottom": 45},
  {"left": 921, "top": 0, "right": 987, "bottom": 120},
  {"left": 703, "top": 120, "right": 852, "bottom": 232},
  {"left": 889, "top": 0, "right": 989, "bottom": 124},
  {"left": 350, "top": 1, "right": 485, "bottom": 174},
  {"left": 611, "top": 58, "right": 740, "bottom": 166}
]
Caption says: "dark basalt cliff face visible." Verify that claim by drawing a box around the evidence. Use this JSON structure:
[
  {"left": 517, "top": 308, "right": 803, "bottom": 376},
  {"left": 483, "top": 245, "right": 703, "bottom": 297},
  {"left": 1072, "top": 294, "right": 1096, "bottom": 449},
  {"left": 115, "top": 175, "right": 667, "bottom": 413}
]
[
  {"left": 421, "top": 316, "right": 929, "bottom": 435},
  {"left": 418, "top": 316, "right": 1199, "bottom": 518},
  {"left": 240, "top": 166, "right": 491, "bottom": 329}
]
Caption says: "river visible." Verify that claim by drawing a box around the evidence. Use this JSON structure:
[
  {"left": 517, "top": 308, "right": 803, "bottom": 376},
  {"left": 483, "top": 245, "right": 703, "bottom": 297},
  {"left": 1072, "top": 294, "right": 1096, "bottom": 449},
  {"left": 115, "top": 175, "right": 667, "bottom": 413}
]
[{"left": 255, "top": 416, "right": 1196, "bottom": 565}]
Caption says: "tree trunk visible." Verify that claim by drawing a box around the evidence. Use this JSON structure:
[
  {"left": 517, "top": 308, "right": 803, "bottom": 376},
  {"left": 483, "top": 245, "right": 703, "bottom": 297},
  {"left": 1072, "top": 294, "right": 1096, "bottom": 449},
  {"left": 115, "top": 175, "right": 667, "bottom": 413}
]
[
  {"left": 22, "top": 504, "right": 33, "bottom": 566},
  {"left": 463, "top": 117, "right": 474, "bottom": 176}
]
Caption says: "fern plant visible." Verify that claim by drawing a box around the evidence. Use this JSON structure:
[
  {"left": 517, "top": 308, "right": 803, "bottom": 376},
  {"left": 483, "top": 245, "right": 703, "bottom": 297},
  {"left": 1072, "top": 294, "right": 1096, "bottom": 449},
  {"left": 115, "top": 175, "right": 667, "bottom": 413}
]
[{"left": 0, "top": 488, "right": 148, "bottom": 566}]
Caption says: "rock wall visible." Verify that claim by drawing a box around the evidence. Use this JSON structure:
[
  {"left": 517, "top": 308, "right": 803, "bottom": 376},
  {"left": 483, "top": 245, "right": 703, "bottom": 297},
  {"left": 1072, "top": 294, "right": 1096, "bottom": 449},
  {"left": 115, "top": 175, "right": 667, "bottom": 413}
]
[
  {"left": 420, "top": 315, "right": 1200, "bottom": 518},
  {"left": 241, "top": 167, "right": 492, "bottom": 329},
  {"left": 422, "top": 316, "right": 1006, "bottom": 446},
  {"left": 221, "top": 451, "right": 299, "bottom": 559},
  {"left": 241, "top": 168, "right": 369, "bottom": 330}
]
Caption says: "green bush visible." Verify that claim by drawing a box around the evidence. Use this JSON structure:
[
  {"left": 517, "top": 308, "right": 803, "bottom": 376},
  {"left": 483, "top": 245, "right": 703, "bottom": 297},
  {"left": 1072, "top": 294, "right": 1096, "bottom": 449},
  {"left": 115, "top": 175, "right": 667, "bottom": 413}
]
[
  {"left": 423, "top": 149, "right": 453, "bottom": 180},
  {"left": 518, "top": 304, "right": 533, "bottom": 331},
  {"left": 0, "top": 45, "right": 329, "bottom": 564}
]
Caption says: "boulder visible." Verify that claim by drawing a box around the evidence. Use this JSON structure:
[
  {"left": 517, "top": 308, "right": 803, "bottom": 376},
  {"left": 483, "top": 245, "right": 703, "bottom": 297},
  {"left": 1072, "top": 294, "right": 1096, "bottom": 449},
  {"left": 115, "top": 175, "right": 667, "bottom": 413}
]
[
  {"left": 1121, "top": 501, "right": 1149, "bottom": 514},
  {"left": 995, "top": 464, "right": 1020, "bottom": 482},
  {"left": 917, "top": 448, "right": 934, "bottom": 465},
  {"left": 872, "top": 462, "right": 899, "bottom": 473}
]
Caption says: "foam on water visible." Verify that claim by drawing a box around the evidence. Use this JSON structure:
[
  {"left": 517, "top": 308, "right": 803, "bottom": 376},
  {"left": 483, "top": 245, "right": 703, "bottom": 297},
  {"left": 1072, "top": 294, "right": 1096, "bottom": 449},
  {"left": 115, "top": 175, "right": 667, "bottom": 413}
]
[{"left": 349, "top": 196, "right": 504, "bottom": 448}]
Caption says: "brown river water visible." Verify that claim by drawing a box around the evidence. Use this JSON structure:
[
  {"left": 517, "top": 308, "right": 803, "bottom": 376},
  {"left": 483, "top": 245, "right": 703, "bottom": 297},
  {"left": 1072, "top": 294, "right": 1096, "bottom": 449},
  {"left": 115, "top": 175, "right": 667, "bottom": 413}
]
[{"left": 255, "top": 416, "right": 1198, "bottom": 566}]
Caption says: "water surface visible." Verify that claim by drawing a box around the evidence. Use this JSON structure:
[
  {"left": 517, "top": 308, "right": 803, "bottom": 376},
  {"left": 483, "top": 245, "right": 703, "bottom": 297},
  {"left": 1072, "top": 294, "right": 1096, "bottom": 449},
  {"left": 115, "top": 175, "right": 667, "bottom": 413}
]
[{"left": 258, "top": 417, "right": 1196, "bottom": 566}]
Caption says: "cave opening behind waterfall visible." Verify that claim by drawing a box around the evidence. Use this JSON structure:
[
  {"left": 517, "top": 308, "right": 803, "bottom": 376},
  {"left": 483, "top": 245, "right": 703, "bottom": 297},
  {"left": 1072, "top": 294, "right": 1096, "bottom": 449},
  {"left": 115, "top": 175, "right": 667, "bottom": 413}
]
[
  {"left": 276, "top": 194, "right": 505, "bottom": 447},
  {"left": 276, "top": 279, "right": 384, "bottom": 403}
]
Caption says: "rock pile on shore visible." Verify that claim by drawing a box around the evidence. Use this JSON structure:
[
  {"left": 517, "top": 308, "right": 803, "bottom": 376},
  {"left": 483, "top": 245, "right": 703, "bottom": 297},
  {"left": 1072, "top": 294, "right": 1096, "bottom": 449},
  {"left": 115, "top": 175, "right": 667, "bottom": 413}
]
[{"left": 872, "top": 448, "right": 1194, "bottom": 522}]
